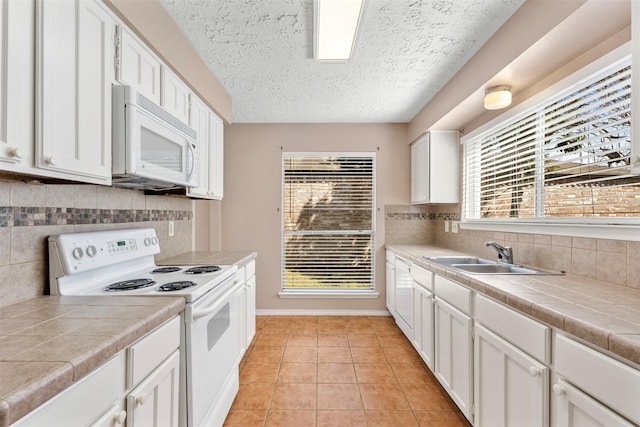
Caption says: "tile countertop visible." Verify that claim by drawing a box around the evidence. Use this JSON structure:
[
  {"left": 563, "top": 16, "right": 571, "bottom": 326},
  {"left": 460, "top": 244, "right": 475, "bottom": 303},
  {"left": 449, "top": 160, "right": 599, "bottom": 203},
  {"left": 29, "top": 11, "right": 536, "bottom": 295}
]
[
  {"left": 0, "top": 295, "right": 185, "bottom": 427},
  {"left": 387, "top": 244, "right": 640, "bottom": 367},
  {"left": 157, "top": 250, "right": 257, "bottom": 267}
]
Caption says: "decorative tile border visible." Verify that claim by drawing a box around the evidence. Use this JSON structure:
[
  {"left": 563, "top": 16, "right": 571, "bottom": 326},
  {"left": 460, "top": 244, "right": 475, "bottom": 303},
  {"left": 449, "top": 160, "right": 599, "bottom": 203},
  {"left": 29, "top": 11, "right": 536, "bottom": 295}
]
[
  {"left": 385, "top": 212, "right": 460, "bottom": 221},
  {"left": 0, "top": 206, "right": 192, "bottom": 227}
]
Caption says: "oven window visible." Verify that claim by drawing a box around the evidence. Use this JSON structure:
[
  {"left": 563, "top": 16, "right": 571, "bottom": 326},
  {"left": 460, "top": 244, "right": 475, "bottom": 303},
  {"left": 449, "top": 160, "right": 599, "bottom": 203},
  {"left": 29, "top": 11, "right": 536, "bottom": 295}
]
[
  {"left": 207, "top": 303, "right": 230, "bottom": 351},
  {"left": 141, "top": 127, "right": 184, "bottom": 172}
]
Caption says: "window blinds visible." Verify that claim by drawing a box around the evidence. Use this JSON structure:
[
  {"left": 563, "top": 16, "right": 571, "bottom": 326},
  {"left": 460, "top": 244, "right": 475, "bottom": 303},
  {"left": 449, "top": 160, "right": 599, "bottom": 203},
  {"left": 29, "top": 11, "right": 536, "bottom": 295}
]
[
  {"left": 282, "top": 153, "right": 375, "bottom": 290},
  {"left": 464, "top": 57, "right": 639, "bottom": 221}
]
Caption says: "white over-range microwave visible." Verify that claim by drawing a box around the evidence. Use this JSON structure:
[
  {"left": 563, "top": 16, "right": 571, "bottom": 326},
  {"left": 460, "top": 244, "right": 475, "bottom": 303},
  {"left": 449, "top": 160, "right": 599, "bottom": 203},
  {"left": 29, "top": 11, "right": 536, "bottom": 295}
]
[{"left": 112, "top": 85, "right": 198, "bottom": 190}]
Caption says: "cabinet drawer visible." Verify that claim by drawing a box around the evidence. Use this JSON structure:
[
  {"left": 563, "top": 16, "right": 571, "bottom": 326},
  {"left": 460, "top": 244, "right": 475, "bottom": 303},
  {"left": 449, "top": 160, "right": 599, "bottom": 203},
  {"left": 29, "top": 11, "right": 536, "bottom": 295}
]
[
  {"left": 386, "top": 251, "right": 395, "bottom": 263},
  {"left": 434, "top": 275, "right": 471, "bottom": 314},
  {"left": 410, "top": 264, "right": 432, "bottom": 292},
  {"left": 475, "top": 294, "right": 549, "bottom": 363},
  {"left": 128, "top": 316, "right": 180, "bottom": 387},
  {"left": 555, "top": 333, "right": 640, "bottom": 425},
  {"left": 245, "top": 260, "right": 256, "bottom": 279}
]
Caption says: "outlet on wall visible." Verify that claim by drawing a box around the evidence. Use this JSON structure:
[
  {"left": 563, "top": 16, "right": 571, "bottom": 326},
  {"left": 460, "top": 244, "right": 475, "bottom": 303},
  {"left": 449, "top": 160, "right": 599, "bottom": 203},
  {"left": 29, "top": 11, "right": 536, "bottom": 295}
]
[
  {"left": 168, "top": 221, "right": 175, "bottom": 237},
  {"left": 444, "top": 220, "right": 450, "bottom": 233},
  {"left": 451, "top": 221, "right": 459, "bottom": 233}
]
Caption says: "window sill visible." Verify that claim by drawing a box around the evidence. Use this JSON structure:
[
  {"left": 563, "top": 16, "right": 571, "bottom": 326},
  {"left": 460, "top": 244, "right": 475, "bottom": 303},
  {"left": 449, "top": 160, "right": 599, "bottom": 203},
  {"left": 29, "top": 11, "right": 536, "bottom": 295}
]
[
  {"left": 460, "top": 221, "right": 640, "bottom": 241},
  {"left": 279, "top": 290, "right": 380, "bottom": 299}
]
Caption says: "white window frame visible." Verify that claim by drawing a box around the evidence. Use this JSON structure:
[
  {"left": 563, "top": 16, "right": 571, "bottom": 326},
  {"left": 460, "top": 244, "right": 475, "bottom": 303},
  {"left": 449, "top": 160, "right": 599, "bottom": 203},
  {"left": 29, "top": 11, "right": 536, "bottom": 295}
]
[
  {"left": 279, "top": 152, "right": 378, "bottom": 298},
  {"left": 461, "top": 42, "right": 640, "bottom": 241}
]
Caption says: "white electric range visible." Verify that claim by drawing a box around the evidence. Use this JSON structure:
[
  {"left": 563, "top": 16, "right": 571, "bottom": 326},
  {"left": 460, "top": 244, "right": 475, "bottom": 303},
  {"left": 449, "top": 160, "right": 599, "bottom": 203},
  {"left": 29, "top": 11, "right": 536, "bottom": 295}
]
[{"left": 48, "top": 228, "right": 242, "bottom": 427}]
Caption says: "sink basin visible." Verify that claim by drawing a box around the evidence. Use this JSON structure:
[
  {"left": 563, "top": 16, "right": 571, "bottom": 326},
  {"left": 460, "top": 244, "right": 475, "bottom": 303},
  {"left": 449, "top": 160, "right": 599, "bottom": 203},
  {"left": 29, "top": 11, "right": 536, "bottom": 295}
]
[
  {"left": 424, "top": 256, "right": 497, "bottom": 266},
  {"left": 451, "top": 263, "right": 563, "bottom": 275}
]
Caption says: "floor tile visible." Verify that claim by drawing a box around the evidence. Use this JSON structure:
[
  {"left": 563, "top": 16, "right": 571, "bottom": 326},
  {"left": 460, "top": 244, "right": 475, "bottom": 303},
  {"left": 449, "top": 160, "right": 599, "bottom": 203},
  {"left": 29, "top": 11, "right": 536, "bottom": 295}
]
[
  {"left": 271, "top": 383, "right": 317, "bottom": 410},
  {"left": 286, "top": 334, "right": 318, "bottom": 347},
  {"left": 345, "top": 324, "right": 376, "bottom": 334},
  {"left": 317, "top": 410, "right": 367, "bottom": 427},
  {"left": 354, "top": 363, "right": 398, "bottom": 383},
  {"left": 265, "top": 410, "right": 316, "bottom": 427},
  {"left": 347, "top": 334, "right": 381, "bottom": 347},
  {"left": 240, "top": 362, "right": 281, "bottom": 383},
  {"left": 317, "top": 362, "right": 357, "bottom": 383},
  {"left": 414, "top": 410, "right": 471, "bottom": 426},
  {"left": 317, "top": 333, "right": 348, "bottom": 347},
  {"left": 365, "top": 410, "right": 419, "bottom": 427},
  {"left": 223, "top": 409, "right": 267, "bottom": 427},
  {"left": 359, "top": 383, "right": 410, "bottom": 410},
  {"left": 247, "top": 346, "right": 285, "bottom": 364},
  {"left": 350, "top": 347, "right": 388, "bottom": 363},
  {"left": 317, "top": 346, "right": 352, "bottom": 363},
  {"left": 255, "top": 333, "right": 288, "bottom": 347},
  {"left": 277, "top": 362, "right": 317, "bottom": 383},
  {"left": 283, "top": 346, "right": 318, "bottom": 362},
  {"left": 231, "top": 383, "right": 275, "bottom": 409},
  {"left": 383, "top": 346, "right": 423, "bottom": 363},
  {"left": 391, "top": 363, "right": 433, "bottom": 384},
  {"left": 377, "top": 334, "right": 414, "bottom": 349},
  {"left": 317, "top": 323, "right": 346, "bottom": 333},
  {"left": 317, "top": 383, "right": 363, "bottom": 410},
  {"left": 401, "top": 383, "right": 458, "bottom": 411}
]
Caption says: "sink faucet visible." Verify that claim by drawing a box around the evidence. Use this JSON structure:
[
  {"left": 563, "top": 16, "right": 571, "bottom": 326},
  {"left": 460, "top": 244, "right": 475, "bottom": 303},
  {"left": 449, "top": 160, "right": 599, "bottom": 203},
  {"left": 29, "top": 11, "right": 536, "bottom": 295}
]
[{"left": 485, "top": 241, "right": 514, "bottom": 264}]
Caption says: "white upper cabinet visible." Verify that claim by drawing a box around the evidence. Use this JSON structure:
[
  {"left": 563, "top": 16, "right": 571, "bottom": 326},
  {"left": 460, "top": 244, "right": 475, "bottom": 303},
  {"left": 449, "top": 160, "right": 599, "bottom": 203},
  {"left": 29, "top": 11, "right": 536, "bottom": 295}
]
[
  {"left": 162, "top": 67, "right": 190, "bottom": 125},
  {"left": 36, "top": 0, "right": 113, "bottom": 185},
  {"left": 208, "top": 112, "right": 224, "bottom": 199},
  {"left": 117, "top": 26, "right": 161, "bottom": 104},
  {"left": 0, "top": 0, "right": 35, "bottom": 170},
  {"left": 411, "top": 130, "right": 460, "bottom": 204}
]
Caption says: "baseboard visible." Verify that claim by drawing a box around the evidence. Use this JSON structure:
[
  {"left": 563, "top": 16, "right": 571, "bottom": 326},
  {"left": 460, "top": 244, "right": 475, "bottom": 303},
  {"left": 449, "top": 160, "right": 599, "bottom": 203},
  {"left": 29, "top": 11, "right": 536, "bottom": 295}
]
[{"left": 255, "top": 309, "right": 391, "bottom": 316}]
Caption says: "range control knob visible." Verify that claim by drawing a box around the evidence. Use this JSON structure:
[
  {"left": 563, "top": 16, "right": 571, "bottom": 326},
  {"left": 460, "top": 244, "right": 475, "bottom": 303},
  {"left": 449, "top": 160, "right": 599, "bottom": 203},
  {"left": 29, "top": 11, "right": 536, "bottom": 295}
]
[
  {"left": 144, "top": 237, "right": 151, "bottom": 247},
  {"left": 151, "top": 237, "right": 158, "bottom": 245},
  {"left": 86, "top": 245, "right": 97, "bottom": 257},
  {"left": 72, "top": 247, "right": 83, "bottom": 259}
]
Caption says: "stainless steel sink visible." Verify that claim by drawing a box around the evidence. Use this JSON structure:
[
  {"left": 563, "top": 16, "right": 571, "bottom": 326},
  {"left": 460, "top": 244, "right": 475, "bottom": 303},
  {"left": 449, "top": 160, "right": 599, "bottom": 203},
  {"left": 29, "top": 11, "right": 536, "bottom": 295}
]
[
  {"left": 425, "top": 256, "right": 563, "bottom": 275},
  {"left": 451, "top": 263, "right": 562, "bottom": 275},
  {"left": 424, "top": 256, "right": 497, "bottom": 266}
]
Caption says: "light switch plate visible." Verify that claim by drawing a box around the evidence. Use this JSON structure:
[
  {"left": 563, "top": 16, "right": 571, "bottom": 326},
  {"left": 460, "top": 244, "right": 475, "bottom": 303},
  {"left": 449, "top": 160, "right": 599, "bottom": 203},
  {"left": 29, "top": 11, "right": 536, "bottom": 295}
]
[
  {"left": 445, "top": 221, "right": 450, "bottom": 232},
  {"left": 168, "top": 221, "right": 175, "bottom": 237}
]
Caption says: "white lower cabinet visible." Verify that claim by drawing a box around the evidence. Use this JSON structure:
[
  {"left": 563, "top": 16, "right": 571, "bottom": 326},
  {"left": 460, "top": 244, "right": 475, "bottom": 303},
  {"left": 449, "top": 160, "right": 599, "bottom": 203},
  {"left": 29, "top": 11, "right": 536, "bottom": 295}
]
[
  {"left": 474, "top": 323, "right": 549, "bottom": 427},
  {"left": 241, "top": 260, "right": 257, "bottom": 354},
  {"left": 434, "top": 296, "right": 473, "bottom": 422},
  {"left": 385, "top": 251, "right": 395, "bottom": 315},
  {"left": 394, "top": 257, "right": 413, "bottom": 338},
  {"left": 413, "top": 283, "right": 435, "bottom": 370}
]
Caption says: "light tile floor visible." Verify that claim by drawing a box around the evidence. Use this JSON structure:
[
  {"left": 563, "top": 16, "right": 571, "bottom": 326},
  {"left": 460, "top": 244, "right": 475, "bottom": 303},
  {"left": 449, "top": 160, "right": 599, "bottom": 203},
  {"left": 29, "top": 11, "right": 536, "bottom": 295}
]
[{"left": 224, "top": 315, "right": 471, "bottom": 427}]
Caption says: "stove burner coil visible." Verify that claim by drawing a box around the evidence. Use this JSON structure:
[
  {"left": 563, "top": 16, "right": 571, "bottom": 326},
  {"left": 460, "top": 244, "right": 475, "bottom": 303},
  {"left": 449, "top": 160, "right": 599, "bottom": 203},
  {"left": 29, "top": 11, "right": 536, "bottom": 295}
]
[
  {"left": 103, "top": 278, "right": 156, "bottom": 292},
  {"left": 152, "top": 266, "right": 182, "bottom": 274},
  {"left": 157, "top": 281, "right": 197, "bottom": 292},
  {"left": 184, "top": 265, "right": 221, "bottom": 274}
]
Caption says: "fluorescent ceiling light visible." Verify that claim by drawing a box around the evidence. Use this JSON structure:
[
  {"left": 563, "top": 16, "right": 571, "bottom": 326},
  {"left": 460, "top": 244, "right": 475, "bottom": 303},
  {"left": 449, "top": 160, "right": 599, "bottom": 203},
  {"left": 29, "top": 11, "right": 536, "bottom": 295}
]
[{"left": 314, "top": 0, "right": 365, "bottom": 62}]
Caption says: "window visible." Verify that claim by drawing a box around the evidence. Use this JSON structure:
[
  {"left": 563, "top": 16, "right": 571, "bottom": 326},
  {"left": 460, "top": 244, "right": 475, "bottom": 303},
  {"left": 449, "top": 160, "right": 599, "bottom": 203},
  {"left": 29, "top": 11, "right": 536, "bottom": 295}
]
[
  {"left": 463, "top": 49, "right": 639, "bottom": 225},
  {"left": 282, "top": 153, "right": 375, "bottom": 293}
]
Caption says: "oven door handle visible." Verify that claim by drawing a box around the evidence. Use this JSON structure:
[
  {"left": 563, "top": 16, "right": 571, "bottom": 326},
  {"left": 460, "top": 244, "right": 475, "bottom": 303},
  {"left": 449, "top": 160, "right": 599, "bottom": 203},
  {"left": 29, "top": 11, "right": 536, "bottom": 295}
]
[{"left": 192, "top": 278, "right": 241, "bottom": 320}]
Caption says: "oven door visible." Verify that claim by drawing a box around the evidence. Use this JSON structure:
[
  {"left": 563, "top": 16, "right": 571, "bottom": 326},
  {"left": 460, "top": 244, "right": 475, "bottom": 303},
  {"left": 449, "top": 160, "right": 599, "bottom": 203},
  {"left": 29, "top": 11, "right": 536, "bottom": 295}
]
[
  {"left": 184, "top": 274, "right": 242, "bottom": 427},
  {"left": 126, "top": 106, "right": 197, "bottom": 187}
]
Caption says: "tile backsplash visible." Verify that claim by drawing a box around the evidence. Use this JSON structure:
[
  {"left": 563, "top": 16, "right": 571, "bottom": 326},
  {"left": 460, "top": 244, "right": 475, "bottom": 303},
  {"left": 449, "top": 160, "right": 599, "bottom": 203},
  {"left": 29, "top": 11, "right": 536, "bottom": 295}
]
[
  {"left": 385, "top": 204, "right": 639, "bottom": 289},
  {"left": 0, "top": 180, "right": 193, "bottom": 307}
]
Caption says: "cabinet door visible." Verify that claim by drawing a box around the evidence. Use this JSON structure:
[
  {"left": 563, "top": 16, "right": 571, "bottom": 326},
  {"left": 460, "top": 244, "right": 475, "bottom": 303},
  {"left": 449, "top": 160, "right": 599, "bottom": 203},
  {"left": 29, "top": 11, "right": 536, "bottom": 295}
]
[
  {"left": 0, "top": 0, "right": 35, "bottom": 170},
  {"left": 127, "top": 350, "right": 180, "bottom": 427},
  {"left": 385, "top": 260, "right": 395, "bottom": 314},
  {"left": 245, "top": 275, "right": 256, "bottom": 347},
  {"left": 428, "top": 130, "right": 460, "bottom": 203},
  {"left": 161, "top": 67, "right": 190, "bottom": 124},
  {"left": 117, "top": 26, "right": 161, "bottom": 104},
  {"left": 208, "top": 112, "right": 224, "bottom": 199},
  {"left": 187, "top": 95, "right": 210, "bottom": 198},
  {"left": 553, "top": 379, "right": 635, "bottom": 427},
  {"left": 91, "top": 401, "right": 126, "bottom": 427},
  {"left": 434, "top": 297, "right": 473, "bottom": 421},
  {"left": 36, "top": 0, "right": 113, "bottom": 184},
  {"left": 411, "top": 135, "right": 429, "bottom": 204},
  {"left": 416, "top": 285, "right": 435, "bottom": 370},
  {"left": 474, "top": 323, "right": 548, "bottom": 427},
  {"left": 394, "top": 258, "right": 413, "bottom": 338}
]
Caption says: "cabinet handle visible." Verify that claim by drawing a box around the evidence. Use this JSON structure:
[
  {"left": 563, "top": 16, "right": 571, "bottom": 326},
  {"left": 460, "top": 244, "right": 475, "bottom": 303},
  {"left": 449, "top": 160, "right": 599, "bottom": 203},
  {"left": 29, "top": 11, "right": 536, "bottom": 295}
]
[
  {"left": 114, "top": 410, "right": 127, "bottom": 424},
  {"left": 136, "top": 393, "right": 147, "bottom": 405},
  {"left": 8, "top": 147, "right": 23, "bottom": 159},
  {"left": 552, "top": 384, "right": 566, "bottom": 396},
  {"left": 45, "top": 156, "right": 57, "bottom": 166},
  {"left": 528, "top": 366, "right": 541, "bottom": 377}
]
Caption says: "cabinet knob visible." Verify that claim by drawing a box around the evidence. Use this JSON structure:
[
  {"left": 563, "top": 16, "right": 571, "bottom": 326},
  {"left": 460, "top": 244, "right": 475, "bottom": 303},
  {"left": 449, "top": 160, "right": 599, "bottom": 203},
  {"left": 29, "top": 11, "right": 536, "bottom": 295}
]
[
  {"left": 45, "top": 156, "right": 57, "bottom": 166},
  {"left": 552, "top": 384, "right": 566, "bottom": 396},
  {"left": 136, "top": 393, "right": 147, "bottom": 405},
  {"left": 8, "top": 147, "right": 23, "bottom": 159},
  {"left": 528, "top": 366, "right": 541, "bottom": 377},
  {"left": 114, "top": 410, "right": 127, "bottom": 424}
]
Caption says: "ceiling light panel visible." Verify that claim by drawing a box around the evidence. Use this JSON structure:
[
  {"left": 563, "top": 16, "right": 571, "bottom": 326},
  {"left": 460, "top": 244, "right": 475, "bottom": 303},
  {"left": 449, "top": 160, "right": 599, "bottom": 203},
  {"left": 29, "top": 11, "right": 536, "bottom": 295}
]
[{"left": 314, "top": 0, "right": 366, "bottom": 62}]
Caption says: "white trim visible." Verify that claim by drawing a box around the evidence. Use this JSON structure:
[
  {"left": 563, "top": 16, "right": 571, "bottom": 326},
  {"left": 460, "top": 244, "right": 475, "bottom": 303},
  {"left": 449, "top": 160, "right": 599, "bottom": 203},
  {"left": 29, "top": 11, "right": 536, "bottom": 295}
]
[
  {"left": 460, "top": 221, "right": 640, "bottom": 241},
  {"left": 256, "top": 309, "right": 390, "bottom": 316},
  {"left": 278, "top": 291, "right": 380, "bottom": 299}
]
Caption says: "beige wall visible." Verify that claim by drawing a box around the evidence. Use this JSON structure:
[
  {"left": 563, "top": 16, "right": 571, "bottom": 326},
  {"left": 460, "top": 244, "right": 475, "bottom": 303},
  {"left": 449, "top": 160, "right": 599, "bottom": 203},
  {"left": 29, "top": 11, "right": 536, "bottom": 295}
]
[{"left": 222, "top": 124, "right": 410, "bottom": 312}]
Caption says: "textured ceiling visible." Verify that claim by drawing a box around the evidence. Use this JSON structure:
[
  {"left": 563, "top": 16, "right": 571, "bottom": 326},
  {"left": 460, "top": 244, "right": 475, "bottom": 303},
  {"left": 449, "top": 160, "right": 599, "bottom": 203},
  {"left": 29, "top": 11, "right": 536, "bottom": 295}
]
[{"left": 160, "top": 0, "right": 526, "bottom": 123}]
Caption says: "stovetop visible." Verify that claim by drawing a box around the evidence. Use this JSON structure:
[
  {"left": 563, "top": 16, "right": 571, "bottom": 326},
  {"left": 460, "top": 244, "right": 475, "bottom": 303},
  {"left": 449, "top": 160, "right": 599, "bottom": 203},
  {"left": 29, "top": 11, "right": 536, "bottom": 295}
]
[{"left": 48, "top": 228, "right": 238, "bottom": 303}]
